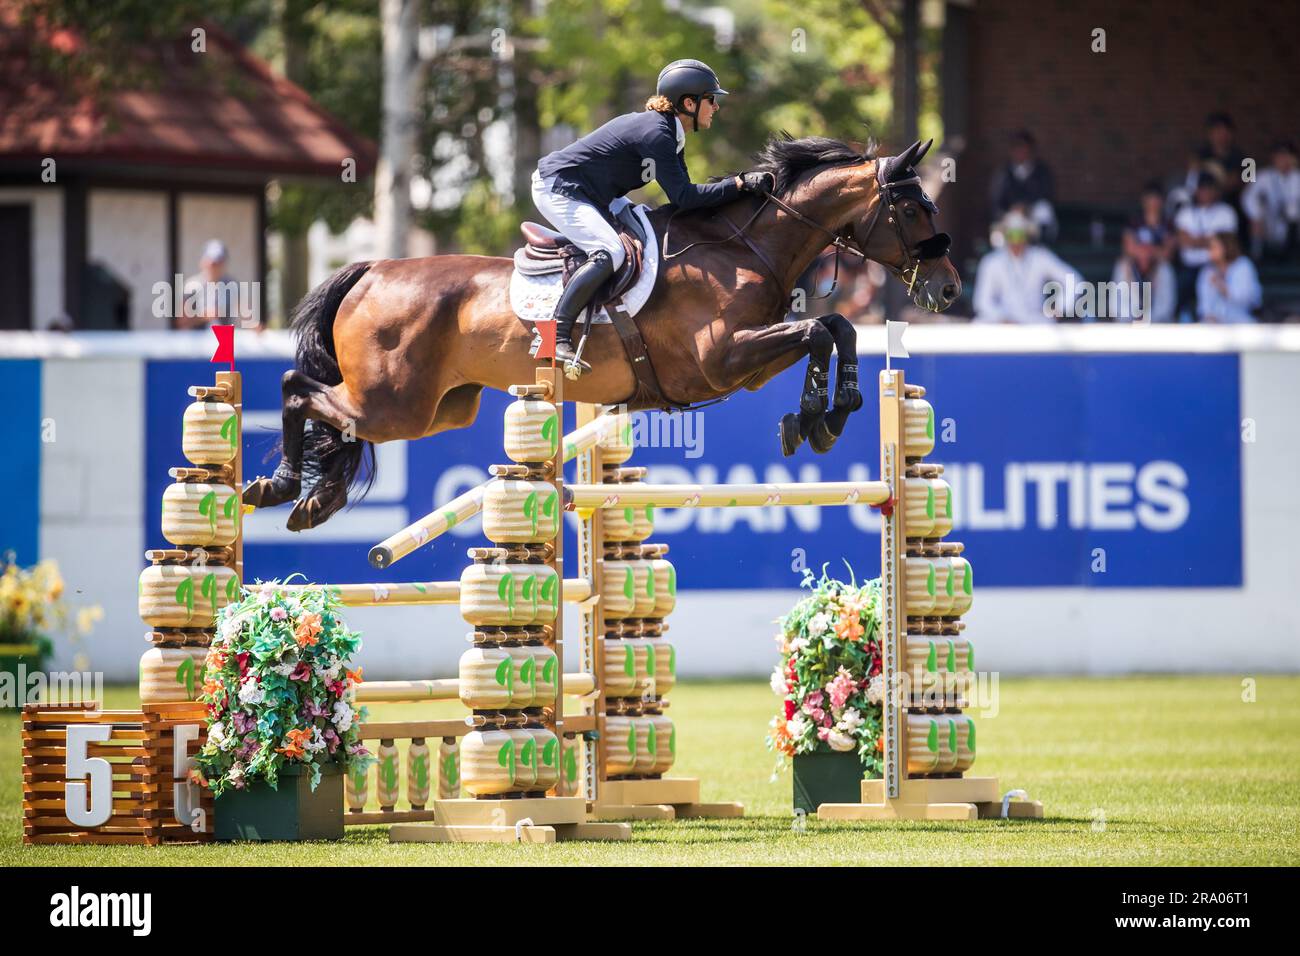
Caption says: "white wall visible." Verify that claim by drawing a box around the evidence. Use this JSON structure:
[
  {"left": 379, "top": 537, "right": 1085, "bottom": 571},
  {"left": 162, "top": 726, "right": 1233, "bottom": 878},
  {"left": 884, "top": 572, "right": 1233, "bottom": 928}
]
[
  {"left": 0, "top": 187, "right": 63, "bottom": 329},
  {"left": 87, "top": 190, "right": 169, "bottom": 330},
  {"left": 178, "top": 193, "right": 258, "bottom": 299},
  {"left": 39, "top": 359, "right": 145, "bottom": 675}
]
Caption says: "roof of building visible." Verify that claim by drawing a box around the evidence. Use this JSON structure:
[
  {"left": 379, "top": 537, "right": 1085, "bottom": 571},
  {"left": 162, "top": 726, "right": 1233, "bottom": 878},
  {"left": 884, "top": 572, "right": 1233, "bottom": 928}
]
[{"left": 0, "top": 5, "right": 376, "bottom": 179}]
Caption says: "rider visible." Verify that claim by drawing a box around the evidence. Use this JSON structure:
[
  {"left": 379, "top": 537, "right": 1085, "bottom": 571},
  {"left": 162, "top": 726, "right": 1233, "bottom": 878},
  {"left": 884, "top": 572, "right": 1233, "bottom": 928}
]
[{"left": 531, "top": 58, "right": 774, "bottom": 372}]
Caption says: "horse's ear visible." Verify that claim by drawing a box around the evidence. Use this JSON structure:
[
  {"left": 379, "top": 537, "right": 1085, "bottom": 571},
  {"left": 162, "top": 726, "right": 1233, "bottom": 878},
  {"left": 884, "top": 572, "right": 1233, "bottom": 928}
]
[
  {"left": 914, "top": 138, "right": 934, "bottom": 165},
  {"left": 891, "top": 140, "right": 923, "bottom": 177}
]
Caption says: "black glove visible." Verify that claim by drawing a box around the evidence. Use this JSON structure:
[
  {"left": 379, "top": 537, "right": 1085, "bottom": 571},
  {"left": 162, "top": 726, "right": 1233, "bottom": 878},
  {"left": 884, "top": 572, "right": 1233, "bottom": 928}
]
[{"left": 739, "top": 171, "right": 775, "bottom": 195}]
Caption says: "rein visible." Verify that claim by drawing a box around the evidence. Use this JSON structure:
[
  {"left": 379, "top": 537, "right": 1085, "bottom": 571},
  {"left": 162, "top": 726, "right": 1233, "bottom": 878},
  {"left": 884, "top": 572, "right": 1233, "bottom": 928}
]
[{"left": 661, "top": 160, "right": 949, "bottom": 302}]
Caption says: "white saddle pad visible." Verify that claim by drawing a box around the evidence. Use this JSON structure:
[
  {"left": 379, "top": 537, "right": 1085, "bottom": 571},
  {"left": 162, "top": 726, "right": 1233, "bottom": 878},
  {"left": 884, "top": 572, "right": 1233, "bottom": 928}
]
[{"left": 509, "top": 198, "right": 659, "bottom": 325}]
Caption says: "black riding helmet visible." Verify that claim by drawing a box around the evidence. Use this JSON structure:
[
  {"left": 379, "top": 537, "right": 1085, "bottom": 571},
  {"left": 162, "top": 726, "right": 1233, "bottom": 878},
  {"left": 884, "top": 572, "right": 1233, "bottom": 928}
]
[{"left": 656, "top": 58, "right": 729, "bottom": 132}]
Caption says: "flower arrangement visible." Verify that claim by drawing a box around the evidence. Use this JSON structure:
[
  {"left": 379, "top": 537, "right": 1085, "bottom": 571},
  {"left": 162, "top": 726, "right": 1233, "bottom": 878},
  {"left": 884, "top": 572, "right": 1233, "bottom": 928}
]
[
  {"left": 194, "top": 581, "right": 371, "bottom": 796},
  {"left": 767, "top": 568, "right": 885, "bottom": 777},
  {"left": 0, "top": 555, "right": 100, "bottom": 679}
]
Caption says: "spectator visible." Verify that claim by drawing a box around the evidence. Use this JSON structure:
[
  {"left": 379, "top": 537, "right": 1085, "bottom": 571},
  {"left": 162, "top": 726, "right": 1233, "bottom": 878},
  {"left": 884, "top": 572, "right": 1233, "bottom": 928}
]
[
  {"left": 1241, "top": 140, "right": 1300, "bottom": 261},
  {"left": 1197, "top": 232, "right": 1261, "bottom": 323},
  {"left": 990, "top": 130, "right": 1057, "bottom": 242},
  {"left": 1111, "top": 226, "right": 1177, "bottom": 322},
  {"left": 1174, "top": 172, "right": 1237, "bottom": 320},
  {"left": 180, "top": 240, "right": 254, "bottom": 329},
  {"left": 1197, "top": 113, "right": 1247, "bottom": 195},
  {"left": 1165, "top": 153, "right": 1204, "bottom": 221},
  {"left": 1125, "top": 181, "right": 1177, "bottom": 264},
  {"left": 973, "top": 211, "right": 1086, "bottom": 323}
]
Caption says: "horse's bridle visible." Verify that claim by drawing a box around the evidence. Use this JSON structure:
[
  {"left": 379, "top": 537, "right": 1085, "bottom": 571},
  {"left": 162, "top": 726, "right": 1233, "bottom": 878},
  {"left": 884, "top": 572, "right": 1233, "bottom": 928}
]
[
  {"left": 662, "top": 157, "right": 950, "bottom": 301},
  {"left": 848, "top": 165, "right": 951, "bottom": 298}
]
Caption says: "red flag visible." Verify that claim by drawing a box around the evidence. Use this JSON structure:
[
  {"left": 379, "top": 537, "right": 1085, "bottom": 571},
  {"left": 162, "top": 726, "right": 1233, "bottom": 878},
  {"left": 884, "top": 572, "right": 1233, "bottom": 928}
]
[
  {"left": 211, "top": 325, "right": 235, "bottom": 370},
  {"left": 534, "top": 320, "right": 557, "bottom": 361}
]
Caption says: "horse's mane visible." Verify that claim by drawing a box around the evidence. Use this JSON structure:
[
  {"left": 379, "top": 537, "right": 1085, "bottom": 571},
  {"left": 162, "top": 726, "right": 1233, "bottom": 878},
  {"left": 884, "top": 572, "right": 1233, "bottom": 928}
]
[
  {"left": 748, "top": 131, "right": 878, "bottom": 197},
  {"left": 658, "top": 131, "right": 876, "bottom": 220}
]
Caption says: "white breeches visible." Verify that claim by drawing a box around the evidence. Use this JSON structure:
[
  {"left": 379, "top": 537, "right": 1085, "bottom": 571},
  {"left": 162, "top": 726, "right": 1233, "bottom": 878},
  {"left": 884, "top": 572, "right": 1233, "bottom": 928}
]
[{"left": 530, "top": 170, "right": 626, "bottom": 270}]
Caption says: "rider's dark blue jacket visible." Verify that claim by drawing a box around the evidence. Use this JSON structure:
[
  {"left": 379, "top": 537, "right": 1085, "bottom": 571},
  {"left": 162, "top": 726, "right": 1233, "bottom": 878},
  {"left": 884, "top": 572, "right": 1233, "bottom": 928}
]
[{"left": 537, "top": 109, "right": 740, "bottom": 217}]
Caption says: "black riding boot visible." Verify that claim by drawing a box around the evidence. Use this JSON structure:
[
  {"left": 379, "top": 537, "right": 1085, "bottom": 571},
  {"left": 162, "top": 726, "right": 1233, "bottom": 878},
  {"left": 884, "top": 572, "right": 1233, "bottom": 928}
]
[{"left": 552, "top": 249, "right": 615, "bottom": 375}]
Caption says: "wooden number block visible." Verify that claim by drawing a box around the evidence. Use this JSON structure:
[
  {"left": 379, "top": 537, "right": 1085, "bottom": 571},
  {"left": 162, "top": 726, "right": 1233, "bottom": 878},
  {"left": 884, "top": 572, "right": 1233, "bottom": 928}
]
[
  {"left": 145, "top": 702, "right": 214, "bottom": 843},
  {"left": 21, "top": 701, "right": 212, "bottom": 845}
]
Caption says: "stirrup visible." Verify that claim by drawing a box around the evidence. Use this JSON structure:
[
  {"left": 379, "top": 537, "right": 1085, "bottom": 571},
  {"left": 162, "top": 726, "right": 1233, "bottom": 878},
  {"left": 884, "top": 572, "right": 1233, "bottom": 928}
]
[{"left": 556, "top": 342, "right": 591, "bottom": 379}]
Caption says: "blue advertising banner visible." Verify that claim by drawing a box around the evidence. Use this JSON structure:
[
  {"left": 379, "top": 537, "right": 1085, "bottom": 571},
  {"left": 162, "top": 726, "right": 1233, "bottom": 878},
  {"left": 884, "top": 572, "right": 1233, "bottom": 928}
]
[
  {"left": 0, "top": 360, "right": 42, "bottom": 566},
  {"left": 145, "top": 352, "right": 1241, "bottom": 591}
]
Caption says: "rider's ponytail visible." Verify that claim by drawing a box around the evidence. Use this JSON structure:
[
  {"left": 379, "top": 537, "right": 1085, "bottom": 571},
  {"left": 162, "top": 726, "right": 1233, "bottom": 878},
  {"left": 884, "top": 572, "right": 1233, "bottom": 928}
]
[{"left": 645, "top": 94, "right": 675, "bottom": 114}]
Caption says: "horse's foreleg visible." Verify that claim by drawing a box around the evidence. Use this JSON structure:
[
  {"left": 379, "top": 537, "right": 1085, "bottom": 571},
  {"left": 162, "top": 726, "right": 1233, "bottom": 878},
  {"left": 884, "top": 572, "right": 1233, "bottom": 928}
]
[
  {"left": 809, "top": 313, "right": 863, "bottom": 453},
  {"left": 721, "top": 319, "right": 834, "bottom": 457}
]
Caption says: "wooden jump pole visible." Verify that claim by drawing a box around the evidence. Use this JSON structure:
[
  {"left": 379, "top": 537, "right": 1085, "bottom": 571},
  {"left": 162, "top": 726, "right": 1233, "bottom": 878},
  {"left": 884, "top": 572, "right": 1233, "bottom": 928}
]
[
  {"left": 355, "top": 672, "right": 597, "bottom": 703},
  {"left": 565, "top": 480, "right": 890, "bottom": 510},
  {"left": 277, "top": 577, "right": 593, "bottom": 607},
  {"left": 367, "top": 412, "right": 625, "bottom": 570}
]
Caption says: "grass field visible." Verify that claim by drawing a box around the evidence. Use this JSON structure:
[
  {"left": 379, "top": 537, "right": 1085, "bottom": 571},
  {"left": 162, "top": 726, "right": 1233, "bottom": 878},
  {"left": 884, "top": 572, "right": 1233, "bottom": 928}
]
[{"left": 3, "top": 676, "right": 1298, "bottom": 866}]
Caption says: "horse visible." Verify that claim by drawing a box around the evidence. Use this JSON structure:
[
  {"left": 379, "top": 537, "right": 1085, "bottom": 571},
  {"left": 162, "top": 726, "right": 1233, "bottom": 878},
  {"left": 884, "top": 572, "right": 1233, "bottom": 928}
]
[{"left": 244, "top": 134, "right": 960, "bottom": 531}]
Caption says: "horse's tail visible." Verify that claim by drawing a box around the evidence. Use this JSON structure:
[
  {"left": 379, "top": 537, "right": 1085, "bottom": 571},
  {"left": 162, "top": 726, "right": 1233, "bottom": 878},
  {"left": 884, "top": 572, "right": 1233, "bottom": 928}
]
[{"left": 291, "top": 261, "right": 376, "bottom": 503}]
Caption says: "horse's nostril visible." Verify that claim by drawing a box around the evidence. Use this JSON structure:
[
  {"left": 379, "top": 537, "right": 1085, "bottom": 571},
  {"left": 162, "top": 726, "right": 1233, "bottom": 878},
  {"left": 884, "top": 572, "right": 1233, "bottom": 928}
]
[{"left": 941, "top": 283, "right": 958, "bottom": 302}]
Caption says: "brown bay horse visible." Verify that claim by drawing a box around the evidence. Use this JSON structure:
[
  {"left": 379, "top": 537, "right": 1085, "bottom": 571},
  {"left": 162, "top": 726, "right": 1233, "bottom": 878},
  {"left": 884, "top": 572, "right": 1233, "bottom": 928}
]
[{"left": 245, "top": 135, "right": 960, "bottom": 530}]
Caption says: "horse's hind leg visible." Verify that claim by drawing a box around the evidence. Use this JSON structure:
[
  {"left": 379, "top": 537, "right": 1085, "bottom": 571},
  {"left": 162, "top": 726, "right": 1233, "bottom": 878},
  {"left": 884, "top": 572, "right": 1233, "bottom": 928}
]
[
  {"left": 243, "top": 369, "right": 315, "bottom": 510},
  {"left": 291, "top": 380, "right": 485, "bottom": 532},
  {"left": 242, "top": 368, "right": 365, "bottom": 531},
  {"left": 808, "top": 313, "right": 863, "bottom": 454}
]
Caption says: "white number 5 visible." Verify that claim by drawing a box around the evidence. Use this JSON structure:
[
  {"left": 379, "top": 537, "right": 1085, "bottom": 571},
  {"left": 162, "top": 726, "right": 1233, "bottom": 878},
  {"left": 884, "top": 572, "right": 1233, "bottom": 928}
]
[{"left": 65, "top": 724, "right": 113, "bottom": 827}]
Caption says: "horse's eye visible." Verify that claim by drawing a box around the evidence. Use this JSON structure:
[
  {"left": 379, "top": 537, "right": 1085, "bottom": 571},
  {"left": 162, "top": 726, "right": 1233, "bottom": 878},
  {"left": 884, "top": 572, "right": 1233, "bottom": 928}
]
[{"left": 904, "top": 206, "right": 917, "bottom": 218}]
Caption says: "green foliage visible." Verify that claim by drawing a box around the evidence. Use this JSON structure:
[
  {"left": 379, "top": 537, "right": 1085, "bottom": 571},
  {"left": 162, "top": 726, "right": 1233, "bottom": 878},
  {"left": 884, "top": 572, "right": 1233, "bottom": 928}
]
[
  {"left": 193, "top": 582, "right": 371, "bottom": 797},
  {"left": 25, "top": 0, "right": 940, "bottom": 255},
  {"left": 451, "top": 180, "right": 524, "bottom": 256},
  {"left": 768, "top": 568, "right": 885, "bottom": 776}
]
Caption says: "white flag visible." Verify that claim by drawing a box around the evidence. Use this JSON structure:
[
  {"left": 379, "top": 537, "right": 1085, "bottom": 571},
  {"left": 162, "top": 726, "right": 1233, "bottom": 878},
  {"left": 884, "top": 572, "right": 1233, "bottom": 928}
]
[{"left": 886, "top": 320, "right": 910, "bottom": 360}]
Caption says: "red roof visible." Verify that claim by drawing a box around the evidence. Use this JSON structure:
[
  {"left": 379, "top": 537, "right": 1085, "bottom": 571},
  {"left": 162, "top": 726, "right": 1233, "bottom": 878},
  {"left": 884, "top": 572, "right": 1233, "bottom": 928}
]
[{"left": 0, "top": 7, "right": 376, "bottom": 178}]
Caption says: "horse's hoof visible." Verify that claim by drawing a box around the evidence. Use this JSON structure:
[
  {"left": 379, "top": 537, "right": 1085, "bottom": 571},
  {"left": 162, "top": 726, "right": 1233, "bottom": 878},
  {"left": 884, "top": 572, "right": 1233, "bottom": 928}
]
[
  {"left": 286, "top": 486, "right": 347, "bottom": 532},
  {"left": 285, "top": 498, "right": 312, "bottom": 532},
  {"left": 809, "top": 419, "right": 837, "bottom": 454},
  {"left": 242, "top": 475, "right": 299, "bottom": 510},
  {"left": 778, "top": 413, "right": 803, "bottom": 457}
]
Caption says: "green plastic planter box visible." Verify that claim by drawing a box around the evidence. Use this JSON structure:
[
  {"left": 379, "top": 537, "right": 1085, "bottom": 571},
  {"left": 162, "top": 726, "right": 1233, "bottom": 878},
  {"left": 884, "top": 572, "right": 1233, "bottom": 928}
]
[
  {"left": 792, "top": 748, "right": 865, "bottom": 814},
  {"left": 215, "top": 763, "right": 344, "bottom": 842}
]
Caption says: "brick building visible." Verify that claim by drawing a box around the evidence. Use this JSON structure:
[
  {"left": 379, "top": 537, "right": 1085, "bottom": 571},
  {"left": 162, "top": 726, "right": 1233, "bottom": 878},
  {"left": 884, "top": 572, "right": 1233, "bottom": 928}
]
[{"left": 942, "top": 0, "right": 1300, "bottom": 251}]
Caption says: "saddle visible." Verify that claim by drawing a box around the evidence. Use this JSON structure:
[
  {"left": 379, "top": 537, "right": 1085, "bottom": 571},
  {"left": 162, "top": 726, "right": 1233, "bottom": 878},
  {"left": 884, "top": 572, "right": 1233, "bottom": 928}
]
[
  {"left": 514, "top": 218, "right": 645, "bottom": 306},
  {"left": 512, "top": 205, "right": 680, "bottom": 412}
]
